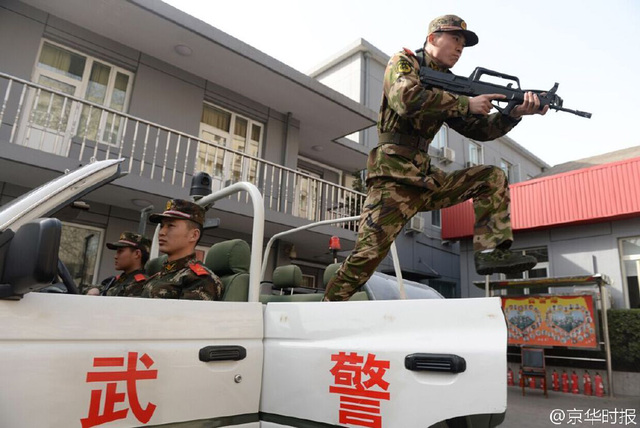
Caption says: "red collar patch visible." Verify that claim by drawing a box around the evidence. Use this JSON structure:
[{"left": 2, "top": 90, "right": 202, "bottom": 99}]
[
  {"left": 189, "top": 263, "right": 209, "bottom": 277},
  {"left": 134, "top": 273, "right": 147, "bottom": 282},
  {"left": 402, "top": 47, "right": 416, "bottom": 57}
]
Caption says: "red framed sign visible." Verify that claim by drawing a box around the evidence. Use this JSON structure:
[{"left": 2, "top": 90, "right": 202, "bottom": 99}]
[{"left": 501, "top": 295, "right": 599, "bottom": 350}]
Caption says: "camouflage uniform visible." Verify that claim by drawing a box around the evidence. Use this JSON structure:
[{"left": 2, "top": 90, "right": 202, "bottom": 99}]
[
  {"left": 136, "top": 199, "right": 224, "bottom": 301},
  {"left": 137, "top": 253, "right": 223, "bottom": 300},
  {"left": 93, "top": 231, "right": 150, "bottom": 296},
  {"left": 102, "top": 269, "right": 148, "bottom": 297},
  {"left": 324, "top": 16, "right": 520, "bottom": 301}
]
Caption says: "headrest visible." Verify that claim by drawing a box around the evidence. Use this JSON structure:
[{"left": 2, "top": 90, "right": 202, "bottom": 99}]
[
  {"left": 272, "top": 265, "right": 303, "bottom": 290},
  {"left": 206, "top": 239, "right": 250, "bottom": 276},
  {"left": 145, "top": 254, "right": 167, "bottom": 276},
  {"left": 323, "top": 263, "right": 342, "bottom": 287}
]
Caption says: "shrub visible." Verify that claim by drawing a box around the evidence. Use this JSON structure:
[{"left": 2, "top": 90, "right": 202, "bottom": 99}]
[{"left": 608, "top": 309, "right": 640, "bottom": 372}]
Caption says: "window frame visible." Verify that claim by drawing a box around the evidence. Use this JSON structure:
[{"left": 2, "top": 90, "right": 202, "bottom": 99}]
[
  {"left": 431, "top": 125, "right": 448, "bottom": 151},
  {"left": 468, "top": 141, "right": 483, "bottom": 166},
  {"left": 618, "top": 235, "right": 640, "bottom": 308},
  {"left": 31, "top": 39, "right": 135, "bottom": 152},
  {"left": 197, "top": 102, "right": 264, "bottom": 187},
  {"left": 500, "top": 159, "right": 516, "bottom": 182},
  {"left": 60, "top": 221, "right": 105, "bottom": 287},
  {"left": 431, "top": 209, "right": 441, "bottom": 229}
]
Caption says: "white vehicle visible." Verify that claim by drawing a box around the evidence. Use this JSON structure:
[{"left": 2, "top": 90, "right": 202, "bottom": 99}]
[{"left": 0, "top": 159, "right": 507, "bottom": 428}]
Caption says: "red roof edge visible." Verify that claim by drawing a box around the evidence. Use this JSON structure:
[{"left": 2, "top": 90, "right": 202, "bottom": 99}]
[{"left": 442, "top": 156, "right": 640, "bottom": 240}]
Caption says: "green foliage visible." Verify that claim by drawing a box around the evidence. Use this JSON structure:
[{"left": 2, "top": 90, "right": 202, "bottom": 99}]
[
  {"left": 351, "top": 170, "right": 365, "bottom": 194},
  {"left": 608, "top": 309, "right": 640, "bottom": 372},
  {"left": 348, "top": 170, "right": 366, "bottom": 217}
]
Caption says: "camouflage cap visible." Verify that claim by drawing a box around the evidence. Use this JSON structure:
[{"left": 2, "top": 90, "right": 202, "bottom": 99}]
[
  {"left": 149, "top": 199, "right": 205, "bottom": 227},
  {"left": 106, "top": 231, "right": 151, "bottom": 253},
  {"left": 428, "top": 14, "right": 478, "bottom": 47}
]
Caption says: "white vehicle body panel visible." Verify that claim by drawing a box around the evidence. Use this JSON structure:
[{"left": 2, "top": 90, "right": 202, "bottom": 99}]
[
  {"left": 261, "top": 299, "right": 507, "bottom": 427},
  {"left": 0, "top": 293, "right": 263, "bottom": 427},
  {"left": 0, "top": 160, "right": 508, "bottom": 427}
]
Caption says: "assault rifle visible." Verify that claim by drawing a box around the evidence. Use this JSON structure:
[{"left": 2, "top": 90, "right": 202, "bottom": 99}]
[{"left": 419, "top": 64, "right": 592, "bottom": 119}]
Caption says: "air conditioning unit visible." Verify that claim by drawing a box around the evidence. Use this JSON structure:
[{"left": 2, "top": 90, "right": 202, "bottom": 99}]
[
  {"left": 407, "top": 215, "right": 424, "bottom": 233},
  {"left": 441, "top": 147, "right": 455, "bottom": 163},
  {"left": 465, "top": 161, "right": 478, "bottom": 168}
]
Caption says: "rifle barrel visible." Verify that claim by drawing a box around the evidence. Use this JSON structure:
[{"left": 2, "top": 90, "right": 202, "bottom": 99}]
[{"left": 551, "top": 105, "right": 592, "bottom": 119}]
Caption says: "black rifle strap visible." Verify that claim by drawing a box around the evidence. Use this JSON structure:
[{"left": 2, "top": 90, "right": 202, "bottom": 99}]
[{"left": 415, "top": 48, "right": 426, "bottom": 67}]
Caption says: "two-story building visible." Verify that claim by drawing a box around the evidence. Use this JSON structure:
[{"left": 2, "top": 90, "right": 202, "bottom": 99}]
[{"left": 0, "top": 0, "right": 378, "bottom": 290}]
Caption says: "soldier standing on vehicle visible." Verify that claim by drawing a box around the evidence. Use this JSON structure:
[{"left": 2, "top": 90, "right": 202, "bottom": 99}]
[
  {"left": 324, "top": 15, "right": 549, "bottom": 301},
  {"left": 134, "top": 199, "right": 223, "bottom": 300},
  {"left": 86, "top": 232, "right": 150, "bottom": 296}
]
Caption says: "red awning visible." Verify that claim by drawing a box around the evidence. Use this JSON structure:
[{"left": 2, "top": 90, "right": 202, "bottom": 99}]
[{"left": 442, "top": 156, "right": 640, "bottom": 240}]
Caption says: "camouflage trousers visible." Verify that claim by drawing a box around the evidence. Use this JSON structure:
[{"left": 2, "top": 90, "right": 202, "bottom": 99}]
[{"left": 323, "top": 165, "right": 512, "bottom": 301}]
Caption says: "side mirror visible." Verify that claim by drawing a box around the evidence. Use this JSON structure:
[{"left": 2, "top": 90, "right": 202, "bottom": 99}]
[{"left": 0, "top": 218, "right": 61, "bottom": 298}]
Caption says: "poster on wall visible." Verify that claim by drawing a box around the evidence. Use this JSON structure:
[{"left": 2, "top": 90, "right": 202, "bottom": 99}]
[{"left": 501, "top": 294, "right": 599, "bottom": 350}]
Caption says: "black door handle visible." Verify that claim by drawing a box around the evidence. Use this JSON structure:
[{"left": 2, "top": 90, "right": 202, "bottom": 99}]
[
  {"left": 405, "top": 353, "right": 466, "bottom": 373},
  {"left": 199, "top": 346, "right": 247, "bottom": 362}
]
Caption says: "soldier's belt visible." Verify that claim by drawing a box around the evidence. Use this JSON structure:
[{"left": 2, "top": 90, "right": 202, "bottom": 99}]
[{"left": 378, "top": 133, "right": 429, "bottom": 152}]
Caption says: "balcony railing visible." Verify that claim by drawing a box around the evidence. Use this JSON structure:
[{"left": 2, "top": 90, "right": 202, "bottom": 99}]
[{"left": 0, "top": 72, "right": 365, "bottom": 230}]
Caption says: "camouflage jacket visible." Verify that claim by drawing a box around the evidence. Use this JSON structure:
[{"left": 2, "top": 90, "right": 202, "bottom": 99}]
[
  {"left": 137, "top": 254, "right": 224, "bottom": 301},
  {"left": 369, "top": 48, "right": 520, "bottom": 186},
  {"left": 102, "top": 269, "right": 148, "bottom": 297}
]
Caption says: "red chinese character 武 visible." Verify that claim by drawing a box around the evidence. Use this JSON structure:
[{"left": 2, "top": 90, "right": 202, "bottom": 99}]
[
  {"left": 329, "top": 352, "right": 391, "bottom": 428},
  {"left": 81, "top": 352, "right": 158, "bottom": 428}
]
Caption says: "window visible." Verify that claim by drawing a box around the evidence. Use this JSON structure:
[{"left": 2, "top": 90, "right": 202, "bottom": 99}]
[
  {"left": 301, "top": 274, "right": 316, "bottom": 289},
  {"left": 197, "top": 103, "right": 263, "bottom": 191},
  {"left": 194, "top": 245, "right": 209, "bottom": 262},
  {"left": 23, "top": 40, "right": 134, "bottom": 155},
  {"left": 431, "top": 209, "right": 441, "bottom": 228},
  {"left": 500, "top": 159, "right": 513, "bottom": 181},
  {"left": 468, "top": 142, "right": 482, "bottom": 166},
  {"left": 294, "top": 167, "right": 321, "bottom": 221},
  {"left": 502, "top": 247, "right": 549, "bottom": 295},
  {"left": 58, "top": 222, "right": 104, "bottom": 287},
  {"left": 620, "top": 237, "right": 640, "bottom": 308},
  {"left": 428, "top": 279, "right": 457, "bottom": 298},
  {"left": 431, "top": 125, "right": 448, "bottom": 151}
]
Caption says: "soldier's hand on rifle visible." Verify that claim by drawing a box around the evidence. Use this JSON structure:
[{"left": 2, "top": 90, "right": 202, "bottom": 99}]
[
  {"left": 469, "top": 93, "right": 506, "bottom": 115},
  {"left": 509, "top": 91, "right": 550, "bottom": 118}
]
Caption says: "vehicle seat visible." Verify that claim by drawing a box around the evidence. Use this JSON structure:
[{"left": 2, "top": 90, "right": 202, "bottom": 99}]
[
  {"left": 260, "top": 265, "right": 323, "bottom": 303},
  {"left": 145, "top": 254, "right": 167, "bottom": 276},
  {"left": 323, "top": 262, "right": 368, "bottom": 301},
  {"left": 205, "top": 239, "right": 250, "bottom": 301}
]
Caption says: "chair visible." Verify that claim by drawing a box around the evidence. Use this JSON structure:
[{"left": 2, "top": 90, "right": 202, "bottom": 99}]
[
  {"left": 144, "top": 254, "right": 167, "bottom": 276},
  {"left": 205, "top": 239, "right": 250, "bottom": 301},
  {"left": 521, "top": 347, "right": 547, "bottom": 398},
  {"left": 259, "top": 265, "right": 323, "bottom": 303},
  {"left": 272, "top": 264, "right": 303, "bottom": 293},
  {"left": 322, "top": 262, "right": 368, "bottom": 301}
]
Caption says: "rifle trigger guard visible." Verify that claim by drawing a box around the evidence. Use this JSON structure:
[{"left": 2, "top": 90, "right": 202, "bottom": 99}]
[{"left": 493, "top": 100, "right": 518, "bottom": 116}]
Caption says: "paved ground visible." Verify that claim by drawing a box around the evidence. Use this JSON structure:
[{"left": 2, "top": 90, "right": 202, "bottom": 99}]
[{"left": 502, "top": 386, "right": 640, "bottom": 428}]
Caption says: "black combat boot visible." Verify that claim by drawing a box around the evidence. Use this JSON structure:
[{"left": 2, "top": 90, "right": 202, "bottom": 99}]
[{"left": 474, "top": 248, "right": 537, "bottom": 276}]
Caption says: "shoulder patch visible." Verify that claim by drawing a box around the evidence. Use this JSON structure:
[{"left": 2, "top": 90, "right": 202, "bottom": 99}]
[
  {"left": 395, "top": 59, "right": 412, "bottom": 74},
  {"left": 402, "top": 47, "right": 415, "bottom": 57},
  {"left": 189, "top": 263, "right": 209, "bottom": 277},
  {"left": 134, "top": 273, "right": 147, "bottom": 282}
]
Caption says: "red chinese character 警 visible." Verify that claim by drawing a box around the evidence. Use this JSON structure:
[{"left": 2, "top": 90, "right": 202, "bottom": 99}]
[
  {"left": 81, "top": 352, "right": 158, "bottom": 428},
  {"left": 329, "top": 352, "right": 390, "bottom": 428}
]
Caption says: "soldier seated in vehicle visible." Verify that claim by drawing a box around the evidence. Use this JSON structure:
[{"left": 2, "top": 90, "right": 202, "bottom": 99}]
[
  {"left": 86, "top": 232, "right": 150, "bottom": 296},
  {"left": 132, "top": 199, "right": 223, "bottom": 300}
]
